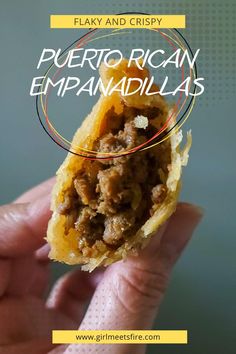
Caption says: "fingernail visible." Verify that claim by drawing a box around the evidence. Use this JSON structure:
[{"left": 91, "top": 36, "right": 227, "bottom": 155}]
[{"left": 180, "top": 202, "right": 205, "bottom": 218}]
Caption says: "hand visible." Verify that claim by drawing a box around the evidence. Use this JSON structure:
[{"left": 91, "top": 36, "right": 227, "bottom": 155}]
[{"left": 0, "top": 179, "right": 202, "bottom": 354}]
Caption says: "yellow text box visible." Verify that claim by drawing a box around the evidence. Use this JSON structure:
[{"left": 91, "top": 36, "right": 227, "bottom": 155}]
[
  {"left": 52, "top": 330, "right": 188, "bottom": 344},
  {"left": 50, "top": 15, "right": 186, "bottom": 29}
]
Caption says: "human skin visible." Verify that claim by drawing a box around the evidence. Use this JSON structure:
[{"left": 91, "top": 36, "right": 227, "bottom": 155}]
[{"left": 0, "top": 178, "right": 203, "bottom": 354}]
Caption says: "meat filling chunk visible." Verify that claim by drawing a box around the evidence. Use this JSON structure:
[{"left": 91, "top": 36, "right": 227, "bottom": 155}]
[{"left": 58, "top": 105, "right": 168, "bottom": 249}]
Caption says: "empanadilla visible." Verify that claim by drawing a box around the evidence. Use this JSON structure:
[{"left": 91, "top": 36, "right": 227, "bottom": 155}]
[{"left": 47, "top": 59, "right": 191, "bottom": 271}]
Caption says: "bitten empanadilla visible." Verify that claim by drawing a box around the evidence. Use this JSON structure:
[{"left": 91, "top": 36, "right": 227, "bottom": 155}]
[{"left": 47, "top": 59, "right": 191, "bottom": 271}]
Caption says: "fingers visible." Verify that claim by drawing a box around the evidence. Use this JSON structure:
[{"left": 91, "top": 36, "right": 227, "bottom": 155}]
[
  {"left": 5, "top": 256, "right": 37, "bottom": 296},
  {"left": 14, "top": 177, "right": 55, "bottom": 203},
  {"left": 28, "top": 263, "right": 50, "bottom": 298},
  {"left": 11, "top": 177, "right": 55, "bottom": 259},
  {"left": 5, "top": 256, "right": 50, "bottom": 297},
  {"left": 154, "top": 203, "right": 204, "bottom": 272},
  {"left": 0, "top": 184, "right": 52, "bottom": 296},
  {"left": 0, "top": 259, "right": 11, "bottom": 297},
  {"left": 47, "top": 268, "right": 104, "bottom": 324},
  {"left": 0, "top": 338, "right": 55, "bottom": 354},
  {"left": 0, "top": 296, "right": 76, "bottom": 346},
  {"left": 0, "top": 194, "right": 51, "bottom": 258},
  {"left": 65, "top": 203, "right": 202, "bottom": 354}
]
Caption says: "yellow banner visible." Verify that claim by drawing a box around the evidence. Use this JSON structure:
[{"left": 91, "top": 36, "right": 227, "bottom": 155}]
[
  {"left": 52, "top": 330, "right": 188, "bottom": 344},
  {"left": 50, "top": 15, "right": 186, "bottom": 29}
]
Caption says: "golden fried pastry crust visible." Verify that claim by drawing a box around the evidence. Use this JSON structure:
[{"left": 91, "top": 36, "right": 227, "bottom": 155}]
[{"left": 46, "top": 59, "right": 191, "bottom": 271}]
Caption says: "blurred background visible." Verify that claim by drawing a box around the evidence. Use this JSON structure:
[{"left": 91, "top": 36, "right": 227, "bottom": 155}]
[{"left": 0, "top": 0, "right": 235, "bottom": 353}]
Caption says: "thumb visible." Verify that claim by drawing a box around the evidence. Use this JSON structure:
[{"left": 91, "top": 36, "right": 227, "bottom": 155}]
[
  {"left": 0, "top": 194, "right": 51, "bottom": 257},
  {"left": 64, "top": 203, "right": 203, "bottom": 354}
]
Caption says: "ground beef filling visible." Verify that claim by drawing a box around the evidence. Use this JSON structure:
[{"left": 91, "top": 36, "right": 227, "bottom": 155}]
[{"left": 58, "top": 106, "right": 168, "bottom": 249}]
